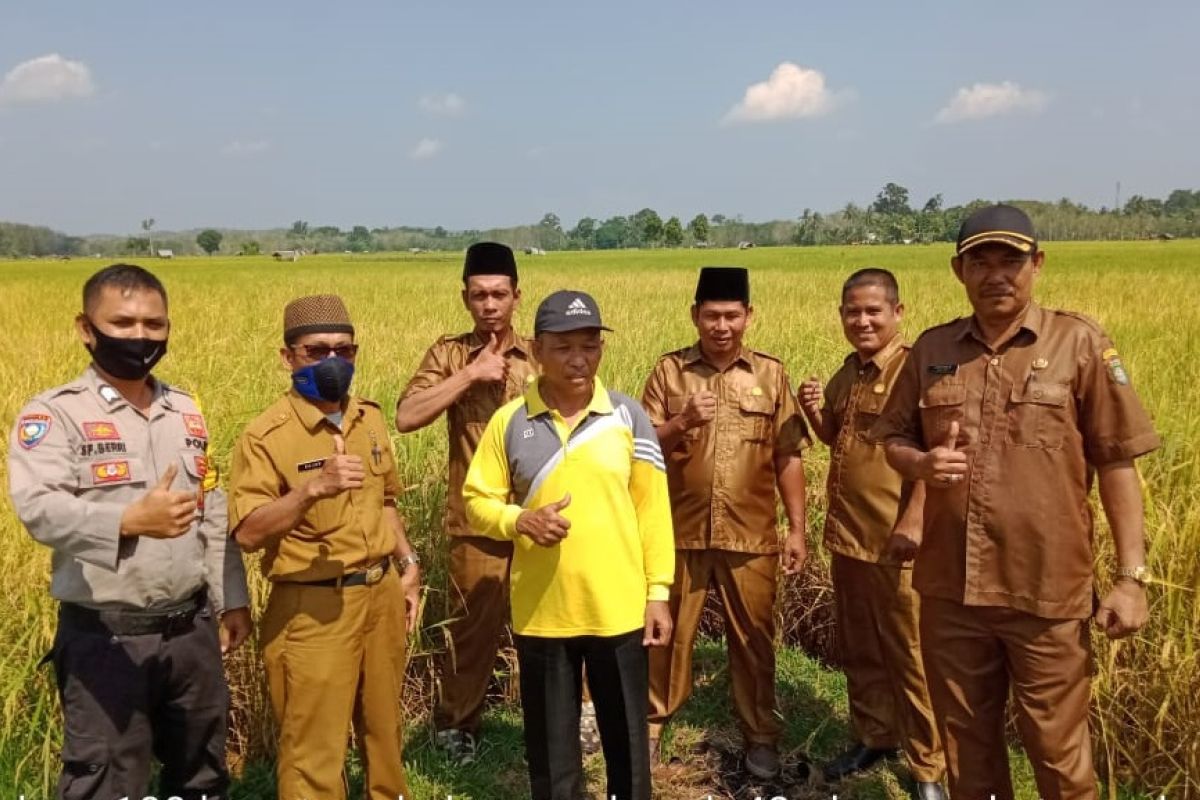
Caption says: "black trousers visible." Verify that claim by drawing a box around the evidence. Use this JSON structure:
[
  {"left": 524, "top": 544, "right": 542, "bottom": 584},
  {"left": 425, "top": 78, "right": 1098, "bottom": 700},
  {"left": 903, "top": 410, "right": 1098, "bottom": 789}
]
[
  {"left": 515, "top": 628, "right": 651, "bottom": 800},
  {"left": 51, "top": 606, "right": 230, "bottom": 800}
]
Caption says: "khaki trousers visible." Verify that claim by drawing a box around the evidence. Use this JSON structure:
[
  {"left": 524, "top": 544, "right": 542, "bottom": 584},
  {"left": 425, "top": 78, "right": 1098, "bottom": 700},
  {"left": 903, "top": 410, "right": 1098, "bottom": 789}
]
[
  {"left": 648, "top": 549, "right": 780, "bottom": 745},
  {"left": 920, "top": 597, "right": 1096, "bottom": 800},
  {"left": 433, "top": 535, "right": 514, "bottom": 734},
  {"left": 832, "top": 554, "right": 944, "bottom": 781},
  {"left": 261, "top": 568, "right": 410, "bottom": 800}
]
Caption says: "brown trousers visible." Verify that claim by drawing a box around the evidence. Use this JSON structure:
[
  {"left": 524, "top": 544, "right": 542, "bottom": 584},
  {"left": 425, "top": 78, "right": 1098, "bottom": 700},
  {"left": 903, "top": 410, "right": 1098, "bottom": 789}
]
[
  {"left": 434, "top": 535, "right": 514, "bottom": 734},
  {"left": 920, "top": 597, "right": 1097, "bottom": 800},
  {"left": 649, "top": 549, "right": 780, "bottom": 745},
  {"left": 832, "top": 554, "right": 944, "bottom": 781},
  {"left": 261, "top": 568, "right": 410, "bottom": 800}
]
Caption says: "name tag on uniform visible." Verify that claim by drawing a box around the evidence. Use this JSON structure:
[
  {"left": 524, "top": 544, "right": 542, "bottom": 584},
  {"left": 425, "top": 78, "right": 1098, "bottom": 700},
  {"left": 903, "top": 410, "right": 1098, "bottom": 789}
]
[
  {"left": 928, "top": 364, "right": 958, "bottom": 375},
  {"left": 297, "top": 458, "right": 326, "bottom": 472}
]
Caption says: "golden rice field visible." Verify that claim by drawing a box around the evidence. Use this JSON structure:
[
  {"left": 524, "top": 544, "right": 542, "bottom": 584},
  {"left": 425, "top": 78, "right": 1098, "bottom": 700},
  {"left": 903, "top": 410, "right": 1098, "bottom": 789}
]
[{"left": 0, "top": 243, "right": 1197, "bottom": 798}]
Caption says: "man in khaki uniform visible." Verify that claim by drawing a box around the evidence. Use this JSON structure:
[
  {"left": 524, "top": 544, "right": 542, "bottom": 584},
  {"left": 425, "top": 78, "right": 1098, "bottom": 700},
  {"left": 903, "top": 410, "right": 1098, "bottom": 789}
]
[
  {"left": 641, "top": 267, "right": 809, "bottom": 780},
  {"left": 799, "top": 268, "right": 945, "bottom": 799},
  {"left": 874, "top": 206, "right": 1159, "bottom": 800},
  {"left": 395, "top": 241, "right": 538, "bottom": 761},
  {"left": 8, "top": 263, "right": 250, "bottom": 800},
  {"left": 230, "top": 295, "right": 422, "bottom": 800}
]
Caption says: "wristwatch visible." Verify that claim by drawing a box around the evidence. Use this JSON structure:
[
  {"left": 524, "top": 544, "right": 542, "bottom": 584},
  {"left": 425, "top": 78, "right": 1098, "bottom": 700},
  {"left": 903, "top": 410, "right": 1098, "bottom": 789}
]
[
  {"left": 1115, "top": 565, "right": 1153, "bottom": 587},
  {"left": 395, "top": 552, "right": 421, "bottom": 574}
]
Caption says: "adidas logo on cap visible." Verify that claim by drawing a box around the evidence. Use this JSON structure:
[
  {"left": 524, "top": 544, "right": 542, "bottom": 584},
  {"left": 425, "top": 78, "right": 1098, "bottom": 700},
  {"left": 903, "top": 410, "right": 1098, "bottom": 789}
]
[{"left": 565, "top": 297, "right": 592, "bottom": 316}]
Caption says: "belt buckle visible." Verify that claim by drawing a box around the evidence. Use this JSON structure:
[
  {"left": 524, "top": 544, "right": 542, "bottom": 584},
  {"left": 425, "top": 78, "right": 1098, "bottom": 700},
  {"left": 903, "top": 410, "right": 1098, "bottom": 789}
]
[
  {"left": 364, "top": 562, "right": 385, "bottom": 585},
  {"left": 163, "top": 610, "right": 192, "bottom": 637}
]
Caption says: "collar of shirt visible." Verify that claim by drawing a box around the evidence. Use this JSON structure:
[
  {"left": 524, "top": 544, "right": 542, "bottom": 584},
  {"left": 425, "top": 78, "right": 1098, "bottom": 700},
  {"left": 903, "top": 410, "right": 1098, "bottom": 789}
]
[
  {"left": 681, "top": 341, "right": 755, "bottom": 371},
  {"left": 285, "top": 388, "right": 365, "bottom": 432},
  {"left": 467, "top": 327, "right": 530, "bottom": 356},
  {"left": 957, "top": 301, "right": 1046, "bottom": 350},
  {"left": 84, "top": 365, "right": 174, "bottom": 415},
  {"left": 523, "top": 376, "right": 613, "bottom": 421},
  {"left": 845, "top": 332, "right": 907, "bottom": 373}
]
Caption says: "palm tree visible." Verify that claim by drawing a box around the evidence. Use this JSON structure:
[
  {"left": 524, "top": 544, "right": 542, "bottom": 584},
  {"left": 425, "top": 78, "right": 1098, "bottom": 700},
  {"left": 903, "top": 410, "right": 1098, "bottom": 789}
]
[{"left": 141, "top": 218, "right": 156, "bottom": 256}]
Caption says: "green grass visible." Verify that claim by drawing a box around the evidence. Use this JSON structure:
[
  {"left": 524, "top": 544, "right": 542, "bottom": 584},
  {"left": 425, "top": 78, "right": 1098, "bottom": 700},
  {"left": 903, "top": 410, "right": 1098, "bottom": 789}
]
[{"left": 1, "top": 243, "right": 1197, "bottom": 796}]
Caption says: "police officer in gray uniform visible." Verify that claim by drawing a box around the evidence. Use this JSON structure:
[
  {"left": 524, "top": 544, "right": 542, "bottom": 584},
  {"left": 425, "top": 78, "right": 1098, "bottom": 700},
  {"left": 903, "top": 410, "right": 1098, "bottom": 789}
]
[{"left": 7, "top": 264, "right": 251, "bottom": 800}]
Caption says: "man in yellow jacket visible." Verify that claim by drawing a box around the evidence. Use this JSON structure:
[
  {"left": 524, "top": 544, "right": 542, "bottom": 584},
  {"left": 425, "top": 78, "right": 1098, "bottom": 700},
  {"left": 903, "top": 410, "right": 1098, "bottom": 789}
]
[{"left": 464, "top": 289, "right": 674, "bottom": 800}]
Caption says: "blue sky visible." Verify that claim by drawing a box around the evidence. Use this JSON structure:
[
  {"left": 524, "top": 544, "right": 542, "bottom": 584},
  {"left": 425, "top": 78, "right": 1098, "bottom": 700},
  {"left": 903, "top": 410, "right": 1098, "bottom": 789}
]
[{"left": 1, "top": 0, "right": 1197, "bottom": 234}]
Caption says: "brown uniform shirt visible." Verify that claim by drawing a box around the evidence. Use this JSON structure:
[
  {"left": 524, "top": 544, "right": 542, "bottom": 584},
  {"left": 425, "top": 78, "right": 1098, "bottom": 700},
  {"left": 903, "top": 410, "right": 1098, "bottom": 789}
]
[
  {"left": 642, "top": 344, "right": 810, "bottom": 554},
  {"left": 872, "top": 303, "right": 1160, "bottom": 619},
  {"left": 7, "top": 366, "right": 248, "bottom": 613},
  {"left": 399, "top": 329, "right": 537, "bottom": 536},
  {"left": 229, "top": 390, "right": 401, "bottom": 582},
  {"left": 823, "top": 334, "right": 911, "bottom": 563}
]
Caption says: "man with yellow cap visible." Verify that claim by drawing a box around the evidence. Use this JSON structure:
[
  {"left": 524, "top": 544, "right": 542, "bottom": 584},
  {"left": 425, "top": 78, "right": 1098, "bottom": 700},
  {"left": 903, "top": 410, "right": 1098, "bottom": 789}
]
[
  {"left": 396, "top": 241, "right": 538, "bottom": 762},
  {"left": 641, "top": 266, "right": 810, "bottom": 780},
  {"left": 229, "top": 294, "right": 422, "bottom": 800}
]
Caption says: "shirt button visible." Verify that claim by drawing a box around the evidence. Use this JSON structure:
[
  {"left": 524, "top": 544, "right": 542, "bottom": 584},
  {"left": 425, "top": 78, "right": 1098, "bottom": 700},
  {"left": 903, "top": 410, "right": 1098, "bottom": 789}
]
[{"left": 990, "top": 357, "right": 1000, "bottom": 366}]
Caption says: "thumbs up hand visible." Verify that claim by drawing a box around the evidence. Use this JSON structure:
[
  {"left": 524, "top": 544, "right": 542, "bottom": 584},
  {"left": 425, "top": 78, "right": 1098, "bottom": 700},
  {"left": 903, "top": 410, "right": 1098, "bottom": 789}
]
[
  {"left": 516, "top": 493, "right": 572, "bottom": 547},
  {"left": 306, "top": 433, "right": 365, "bottom": 500},
  {"left": 120, "top": 461, "right": 199, "bottom": 539},
  {"left": 920, "top": 420, "right": 969, "bottom": 487},
  {"left": 469, "top": 332, "right": 509, "bottom": 384}
]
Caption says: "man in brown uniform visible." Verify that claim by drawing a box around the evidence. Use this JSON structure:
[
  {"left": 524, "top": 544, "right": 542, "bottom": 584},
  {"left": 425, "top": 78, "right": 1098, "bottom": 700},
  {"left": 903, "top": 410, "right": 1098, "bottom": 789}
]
[
  {"left": 8, "top": 263, "right": 250, "bottom": 800},
  {"left": 230, "top": 295, "right": 422, "bottom": 800},
  {"left": 395, "top": 241, "right": 538, "bottom": 761},
  {"left": 642, "top": 266, "right": 810, "bottom": 780},
  {"left": 799, "top": 268, "right": 945, "bottom": 799},
  {"left": 873, "top": 205, "right": 1159, "bottom": 800}
]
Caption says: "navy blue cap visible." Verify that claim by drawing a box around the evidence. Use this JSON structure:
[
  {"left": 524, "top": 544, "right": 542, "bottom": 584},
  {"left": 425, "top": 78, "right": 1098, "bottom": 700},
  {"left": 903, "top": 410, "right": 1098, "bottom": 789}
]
[{"left": 534, "top": 290, "right": 611, "bottom": 335}]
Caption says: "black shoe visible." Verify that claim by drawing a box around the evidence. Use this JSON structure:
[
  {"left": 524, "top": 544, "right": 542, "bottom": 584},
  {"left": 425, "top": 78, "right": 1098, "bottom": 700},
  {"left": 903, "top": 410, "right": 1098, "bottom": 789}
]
[
  {"left": 915, "top": 781, "right": 947, "bottom": 800},
  {"left": 822, "top": 742, "right": 899, "bottom": 781}
]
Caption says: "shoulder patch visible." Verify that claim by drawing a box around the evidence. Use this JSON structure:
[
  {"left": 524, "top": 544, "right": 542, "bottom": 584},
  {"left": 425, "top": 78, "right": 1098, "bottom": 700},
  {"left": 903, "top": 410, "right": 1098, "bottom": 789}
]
[{"left": 17, "top": 413, "right": 52, "bottom": 449}]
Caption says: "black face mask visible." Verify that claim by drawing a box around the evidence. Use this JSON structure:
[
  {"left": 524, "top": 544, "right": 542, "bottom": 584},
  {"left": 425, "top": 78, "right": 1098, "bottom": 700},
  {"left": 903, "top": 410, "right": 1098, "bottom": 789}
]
[
  {"left": 86, "top": 322, "right": 168, "bottom": 380},
  {"left": 292, "top": 356, "right": 355, "bottom": 403}
]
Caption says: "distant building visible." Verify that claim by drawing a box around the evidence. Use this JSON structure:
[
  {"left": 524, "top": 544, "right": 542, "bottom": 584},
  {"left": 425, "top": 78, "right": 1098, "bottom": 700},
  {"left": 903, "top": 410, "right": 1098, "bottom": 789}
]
[
  {"left": 737, "top": 241, "right": 755, "bottom": 249},
  {"left": 273, "top": 249, "right": 301, "bottom": 262},
  {"left": 524, "top": 247, "right": 546, "bottom": 255},
  {"left": 157, "top": 249, "right": 174, "bottom": 259}
]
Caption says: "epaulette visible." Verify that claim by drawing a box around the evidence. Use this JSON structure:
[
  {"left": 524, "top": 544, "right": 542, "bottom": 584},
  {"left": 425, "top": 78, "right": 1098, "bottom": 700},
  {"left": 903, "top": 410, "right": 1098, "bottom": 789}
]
[
  {"left": 1050, "top": 309, "right": 1104, "bottom": 335},
  {"left": 161, "top": 382, "right": 194, "bottom": 399},
  {"left": 245, "top": 407, "right": 292, "bottom": 439},
  {"left": 912, "top": 316, "right": 969, "bottom": 344},
  {"left": 43, "top": 380, "right": 88, "bottom": 400},
  {"left": 749, "top": 349, "right": 784, "bottom": 364},
  {"left": 356, "top": 396, "right": 382, "bottom": 410}
]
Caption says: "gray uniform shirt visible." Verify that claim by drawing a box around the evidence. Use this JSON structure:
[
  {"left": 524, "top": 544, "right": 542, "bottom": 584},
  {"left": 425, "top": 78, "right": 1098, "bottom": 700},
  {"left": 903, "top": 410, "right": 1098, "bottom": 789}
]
[{"left": 7, "top": 366, "right": 249, "bottom": 614}]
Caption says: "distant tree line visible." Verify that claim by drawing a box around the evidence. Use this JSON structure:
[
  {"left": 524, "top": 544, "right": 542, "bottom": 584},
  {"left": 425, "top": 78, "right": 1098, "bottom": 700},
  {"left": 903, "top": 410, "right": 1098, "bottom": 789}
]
[{"left": 3, "top": 185, "right": 1199, "bottom": 258}]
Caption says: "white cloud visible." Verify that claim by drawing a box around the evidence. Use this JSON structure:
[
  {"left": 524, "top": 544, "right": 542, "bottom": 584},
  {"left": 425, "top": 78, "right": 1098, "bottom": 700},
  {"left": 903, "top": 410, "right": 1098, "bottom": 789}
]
[
  {"left": 220, "top": 139, "right": 271, "bottom": 157},
  {"left": 419, "top": 92, "right": 466, "bottom": 116},
  {"left": 0, "top": 54, "right": 95, "bottom": 107},
  {"left": 935, "top": 81, "right": 1049, "bottom": 123},
  {"left": 722, "top": 62, "right": 843, "bottom": 124},
  {"left": 410, "top": 137, "right": 444, "bottom": 160}
]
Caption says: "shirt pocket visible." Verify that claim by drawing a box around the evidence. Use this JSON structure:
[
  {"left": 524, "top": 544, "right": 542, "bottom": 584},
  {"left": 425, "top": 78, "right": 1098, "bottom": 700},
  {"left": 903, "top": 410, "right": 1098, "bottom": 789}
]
[
  {"left": 1007, "top": 381, "right": 1071, "bottom": 449},
  {"left": 739, "top": 394, "right": 775, "bottom": 443},
  {"left": 852, "top": 389, "right": 886, "bottom": 441},
  {"left": 918, "top": 380, "right": 967, "bottom": 446}
]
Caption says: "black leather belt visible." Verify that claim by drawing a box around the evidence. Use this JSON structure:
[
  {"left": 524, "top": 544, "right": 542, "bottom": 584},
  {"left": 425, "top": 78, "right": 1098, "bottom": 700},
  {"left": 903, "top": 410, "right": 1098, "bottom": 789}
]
[
  {"left": 59, "top": 589, "right": 206, "bottom": 638},
  {"left": 293, "top": 558, "right": 391, "bottom": 588}
]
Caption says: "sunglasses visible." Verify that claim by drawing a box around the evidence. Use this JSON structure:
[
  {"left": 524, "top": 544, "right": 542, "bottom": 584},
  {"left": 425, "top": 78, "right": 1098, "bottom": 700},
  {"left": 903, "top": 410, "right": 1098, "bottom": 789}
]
[{"left": 290, "top": 344, "right": 359, "bottom": 360}]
